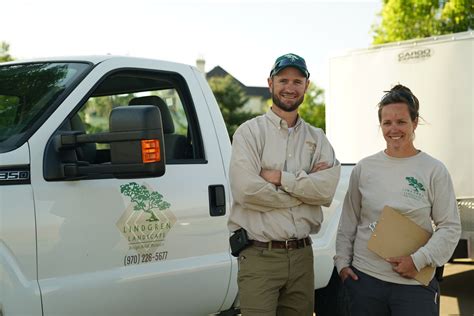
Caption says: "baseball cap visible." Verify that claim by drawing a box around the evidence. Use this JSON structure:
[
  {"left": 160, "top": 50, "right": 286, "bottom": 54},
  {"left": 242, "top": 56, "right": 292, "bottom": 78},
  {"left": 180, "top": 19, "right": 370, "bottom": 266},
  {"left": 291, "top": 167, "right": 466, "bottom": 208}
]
[{"left": 270, "top": 53, "right": 310, "bottom": 78}]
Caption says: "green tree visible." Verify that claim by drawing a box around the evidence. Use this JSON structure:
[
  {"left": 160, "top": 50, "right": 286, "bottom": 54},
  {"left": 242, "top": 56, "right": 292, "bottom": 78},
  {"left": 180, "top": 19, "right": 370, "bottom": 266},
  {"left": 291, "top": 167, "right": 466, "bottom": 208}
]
[
  {"left": 120, "top": 182, "right": 171, "bottom": 222},
  {"left": 372, "top": 0, "right": 473, "bottom": 44},
  {"left": 372, "top": 0, "right": 440, "bottom": 44},
  {"left": 298, "top": 83, "right": 326, "bottom": 131},
  {"left": 439, "top": 0, "right": 474, "bottom": 33},
  {"left": 0, "top": 42, "right": 14, "bottom": 62},
  {"left": 79, "top": 94, "right": 135, "bottom": 134},
  {"left": 208, "top": 75, "right": 256, "bottom": 140}
]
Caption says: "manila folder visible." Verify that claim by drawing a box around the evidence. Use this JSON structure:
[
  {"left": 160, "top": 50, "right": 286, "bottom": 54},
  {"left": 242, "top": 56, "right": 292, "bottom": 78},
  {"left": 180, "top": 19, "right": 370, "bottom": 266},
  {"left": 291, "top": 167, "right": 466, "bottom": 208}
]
[{"left": 367, "top": 205, "right": 435, "bottom": 286}]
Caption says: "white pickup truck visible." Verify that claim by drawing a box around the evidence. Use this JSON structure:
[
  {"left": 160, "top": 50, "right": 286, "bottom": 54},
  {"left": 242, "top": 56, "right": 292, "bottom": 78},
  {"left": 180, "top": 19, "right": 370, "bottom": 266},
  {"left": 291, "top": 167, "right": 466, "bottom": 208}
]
[{"left": 0, "top": 56, "right": 348, "bottom": 316}]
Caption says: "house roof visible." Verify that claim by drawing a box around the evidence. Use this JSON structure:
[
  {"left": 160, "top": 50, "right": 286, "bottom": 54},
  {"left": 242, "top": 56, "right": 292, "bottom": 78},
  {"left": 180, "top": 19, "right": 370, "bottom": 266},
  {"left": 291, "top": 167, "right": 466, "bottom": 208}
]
[{"left": 207, "top": 66, "right": 270, "bottom": 99}]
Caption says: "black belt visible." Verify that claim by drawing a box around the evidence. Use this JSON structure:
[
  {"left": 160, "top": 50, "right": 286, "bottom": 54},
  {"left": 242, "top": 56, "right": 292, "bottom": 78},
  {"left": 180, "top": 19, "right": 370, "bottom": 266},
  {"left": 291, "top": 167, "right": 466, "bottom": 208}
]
[{"left": 250, "top": 237, "right": 312, "bottom": 250}]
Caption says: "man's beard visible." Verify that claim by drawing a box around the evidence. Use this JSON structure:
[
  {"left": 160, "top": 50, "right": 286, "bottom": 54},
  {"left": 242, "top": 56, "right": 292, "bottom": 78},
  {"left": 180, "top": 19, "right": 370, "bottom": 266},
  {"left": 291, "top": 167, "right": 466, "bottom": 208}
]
[{"left": 272, "top": 91, "right": 304, "bottom": 113}]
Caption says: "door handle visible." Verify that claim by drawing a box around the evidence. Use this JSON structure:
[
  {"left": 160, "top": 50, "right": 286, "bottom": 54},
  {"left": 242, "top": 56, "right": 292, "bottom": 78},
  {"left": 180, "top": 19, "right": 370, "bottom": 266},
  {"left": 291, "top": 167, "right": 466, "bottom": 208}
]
[{"left": 209, "top": 185, "right": 226, "bottom": 216}]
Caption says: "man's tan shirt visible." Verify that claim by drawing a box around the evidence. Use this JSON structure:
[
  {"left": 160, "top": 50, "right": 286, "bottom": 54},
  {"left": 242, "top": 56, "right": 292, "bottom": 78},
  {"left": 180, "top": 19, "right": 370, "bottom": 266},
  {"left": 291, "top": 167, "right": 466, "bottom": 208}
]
[{"left": 228, "top": 108, "right": 341, "bottom": 242}]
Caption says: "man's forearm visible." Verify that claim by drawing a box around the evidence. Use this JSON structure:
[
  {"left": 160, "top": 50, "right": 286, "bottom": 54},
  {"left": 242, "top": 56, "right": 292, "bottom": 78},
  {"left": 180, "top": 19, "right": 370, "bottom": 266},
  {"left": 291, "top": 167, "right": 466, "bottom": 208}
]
[{"left": 260, "top": 169, "right": 282, "bottom": 186}]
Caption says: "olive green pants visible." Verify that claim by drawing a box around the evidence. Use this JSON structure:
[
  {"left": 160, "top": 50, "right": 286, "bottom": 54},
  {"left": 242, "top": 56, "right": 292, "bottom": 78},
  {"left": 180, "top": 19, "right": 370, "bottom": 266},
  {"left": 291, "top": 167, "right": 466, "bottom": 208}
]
[{"left": 237, "top": 245, "right": 314, "bottom": 316}]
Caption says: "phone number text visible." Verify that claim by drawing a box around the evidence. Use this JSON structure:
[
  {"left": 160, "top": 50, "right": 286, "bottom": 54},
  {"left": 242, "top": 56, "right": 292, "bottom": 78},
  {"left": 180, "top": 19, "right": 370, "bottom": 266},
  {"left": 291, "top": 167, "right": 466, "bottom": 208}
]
[{"left": 124, "top": 251, "right": 168, "bottom": 266}]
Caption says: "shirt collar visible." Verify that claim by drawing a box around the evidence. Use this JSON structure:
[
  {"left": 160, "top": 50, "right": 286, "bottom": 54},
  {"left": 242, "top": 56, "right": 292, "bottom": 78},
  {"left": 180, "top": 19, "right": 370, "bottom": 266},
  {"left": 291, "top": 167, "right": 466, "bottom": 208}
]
[{"left": 265, "top": 107, "right": 302, "bottom": 130}]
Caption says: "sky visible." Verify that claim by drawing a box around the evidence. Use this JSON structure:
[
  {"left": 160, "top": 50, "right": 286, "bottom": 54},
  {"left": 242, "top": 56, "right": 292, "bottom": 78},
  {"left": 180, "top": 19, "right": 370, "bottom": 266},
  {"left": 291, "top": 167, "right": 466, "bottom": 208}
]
[{"left": 1, "top": 0, "right": 382, "bottom": 90}]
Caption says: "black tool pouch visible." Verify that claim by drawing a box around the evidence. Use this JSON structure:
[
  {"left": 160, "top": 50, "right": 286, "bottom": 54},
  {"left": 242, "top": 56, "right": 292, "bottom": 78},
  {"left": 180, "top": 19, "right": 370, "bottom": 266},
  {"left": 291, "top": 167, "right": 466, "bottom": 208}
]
[{"left": 229, "top": 228, "right": 250, "bottom": 257}]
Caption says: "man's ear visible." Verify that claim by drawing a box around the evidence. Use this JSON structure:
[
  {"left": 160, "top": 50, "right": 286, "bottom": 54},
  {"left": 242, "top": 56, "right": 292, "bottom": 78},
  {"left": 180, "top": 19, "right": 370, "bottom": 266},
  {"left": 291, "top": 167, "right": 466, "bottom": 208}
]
[
  {"left": 304, "top": 79, "right": 310, "bottom": 92},
  {"left": 267, "top": 77, "right": 273, "bottom": 92}
]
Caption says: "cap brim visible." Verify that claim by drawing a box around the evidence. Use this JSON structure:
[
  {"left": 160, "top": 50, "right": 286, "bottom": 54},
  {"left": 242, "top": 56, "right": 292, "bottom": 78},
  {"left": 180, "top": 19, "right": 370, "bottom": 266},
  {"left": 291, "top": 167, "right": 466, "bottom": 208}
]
[{"left": 272, "top": 65, "right": 309, "bottom": 78}]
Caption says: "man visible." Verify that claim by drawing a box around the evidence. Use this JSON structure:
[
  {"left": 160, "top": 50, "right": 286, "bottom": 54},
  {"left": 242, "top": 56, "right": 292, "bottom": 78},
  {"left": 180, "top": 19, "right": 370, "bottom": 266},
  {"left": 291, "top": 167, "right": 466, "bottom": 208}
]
[{"left": 228, "top": 53, "right": 341, "bottom": 316}]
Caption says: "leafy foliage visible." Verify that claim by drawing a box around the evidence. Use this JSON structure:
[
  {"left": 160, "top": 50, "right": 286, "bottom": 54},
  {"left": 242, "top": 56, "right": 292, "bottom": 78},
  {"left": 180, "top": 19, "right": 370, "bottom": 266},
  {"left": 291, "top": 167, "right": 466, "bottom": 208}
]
[
  {"left": 372, "top": 0, "right": 473, "bottom": 44},
  {"left": 79, "top": 94, "right": 135, "bottom": 134},
  {"left": 208, "top": 75, "right": 256, "bottom": 140},
  {"left": 120, "top": 182, "right": 171, "bottom": 222},
  {"left": 0, "top": 42, "right": 14, "bottom": 63},
  {"left": 439, "top": 0, "right": 474, "bottom": 33},
  {"left": 298, "top": 83, "right": 326, "bottom": 131}
]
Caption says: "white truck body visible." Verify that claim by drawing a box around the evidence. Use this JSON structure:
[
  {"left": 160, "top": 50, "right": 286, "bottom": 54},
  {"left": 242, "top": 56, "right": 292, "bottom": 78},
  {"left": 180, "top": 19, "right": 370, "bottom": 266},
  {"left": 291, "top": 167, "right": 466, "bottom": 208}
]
[
  {"left": 327, "top": 31, "right": 474, "bottom": 259},
  {"left": 0, "top": 56, "right": 344, "bottom": 315}
]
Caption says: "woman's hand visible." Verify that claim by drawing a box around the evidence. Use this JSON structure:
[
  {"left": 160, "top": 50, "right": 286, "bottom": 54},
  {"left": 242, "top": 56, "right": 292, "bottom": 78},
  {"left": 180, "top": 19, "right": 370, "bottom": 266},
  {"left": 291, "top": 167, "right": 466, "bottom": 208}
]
[
  {"left": 339, "top": 267, "right": 359, "bottom": 282},
  {"left": 387, "top": 256, "right": 418, "bottom": 279}
]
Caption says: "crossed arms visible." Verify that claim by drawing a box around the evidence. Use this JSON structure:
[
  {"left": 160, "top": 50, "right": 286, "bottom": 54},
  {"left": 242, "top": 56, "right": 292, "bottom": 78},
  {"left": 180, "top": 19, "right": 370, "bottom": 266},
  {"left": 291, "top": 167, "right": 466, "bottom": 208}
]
[{"left": 230, "top": 124, "right": 340, "bottom": 212}]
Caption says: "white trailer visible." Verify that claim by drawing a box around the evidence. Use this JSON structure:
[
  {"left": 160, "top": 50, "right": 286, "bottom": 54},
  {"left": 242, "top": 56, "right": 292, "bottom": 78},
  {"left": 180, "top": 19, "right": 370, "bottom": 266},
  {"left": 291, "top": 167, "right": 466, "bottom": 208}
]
[{"left": 327, "top": 31, "right": 474, "bottom": 259}]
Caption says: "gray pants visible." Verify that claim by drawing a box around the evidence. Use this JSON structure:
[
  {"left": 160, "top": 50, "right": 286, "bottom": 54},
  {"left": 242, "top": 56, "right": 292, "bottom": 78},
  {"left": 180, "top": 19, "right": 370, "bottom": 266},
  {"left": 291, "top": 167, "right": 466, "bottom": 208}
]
[{"left": 344, "top": 267, "right": 439, "bottom": 316}]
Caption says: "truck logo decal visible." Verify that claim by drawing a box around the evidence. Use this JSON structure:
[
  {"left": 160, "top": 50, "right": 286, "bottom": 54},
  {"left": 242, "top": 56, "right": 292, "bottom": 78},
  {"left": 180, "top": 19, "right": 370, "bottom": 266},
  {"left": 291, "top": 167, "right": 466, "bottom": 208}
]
[
  {"left": 120, "top": 182, "right": 171, "bottom": 222},
  {"left": 398, "top": 48, "right": 432, "bottom": 63},
  {"left": 402, "top": 176, "right": 426, "bottom": 201},
  {"left": 117, "top": 182, "right": 177, "bottom": 257}
]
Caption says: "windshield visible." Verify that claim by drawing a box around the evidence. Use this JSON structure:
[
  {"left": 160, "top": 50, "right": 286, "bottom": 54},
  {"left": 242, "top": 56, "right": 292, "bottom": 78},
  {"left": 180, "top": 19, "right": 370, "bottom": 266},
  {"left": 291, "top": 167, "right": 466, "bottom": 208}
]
[{"left": 0, "top": 62, "right": 91, "bottom": 153}]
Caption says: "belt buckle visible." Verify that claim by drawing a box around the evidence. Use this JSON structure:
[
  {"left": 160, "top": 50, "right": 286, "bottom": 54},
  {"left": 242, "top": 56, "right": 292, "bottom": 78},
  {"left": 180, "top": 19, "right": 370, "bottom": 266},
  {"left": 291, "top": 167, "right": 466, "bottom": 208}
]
[{"left": 285, "top": 238, "right": 297, "bottom": 250}]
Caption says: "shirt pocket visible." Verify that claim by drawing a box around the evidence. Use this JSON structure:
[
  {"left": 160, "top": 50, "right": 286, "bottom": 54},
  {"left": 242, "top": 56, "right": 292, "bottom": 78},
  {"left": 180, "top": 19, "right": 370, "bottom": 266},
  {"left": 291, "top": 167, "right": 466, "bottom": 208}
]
[{"left": 301, "top": 141, "right": 317, "bottom": 172}]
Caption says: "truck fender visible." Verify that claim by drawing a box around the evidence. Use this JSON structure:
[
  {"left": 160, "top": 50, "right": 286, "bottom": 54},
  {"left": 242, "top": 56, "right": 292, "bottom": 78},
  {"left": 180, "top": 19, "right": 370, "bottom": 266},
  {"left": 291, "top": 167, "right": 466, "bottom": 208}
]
[{"left": 0, "top": 243, "right": 42, "bottom": 316}]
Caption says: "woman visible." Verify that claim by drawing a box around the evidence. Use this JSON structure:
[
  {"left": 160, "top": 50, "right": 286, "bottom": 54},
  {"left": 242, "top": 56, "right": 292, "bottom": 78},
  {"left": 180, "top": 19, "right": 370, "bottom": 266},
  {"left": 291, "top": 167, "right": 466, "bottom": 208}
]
[{"left": 334, "top": 84, "right": 461, "bottom": 316}]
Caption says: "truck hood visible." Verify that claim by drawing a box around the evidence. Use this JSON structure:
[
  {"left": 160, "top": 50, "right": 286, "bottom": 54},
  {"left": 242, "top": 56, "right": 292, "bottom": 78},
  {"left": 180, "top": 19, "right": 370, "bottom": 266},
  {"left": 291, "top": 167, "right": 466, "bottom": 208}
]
[
  {"left": 1, "top": 56, "right": 113, "bottom": 66},
  {"left": 1, "top": 55, "right": 190, "bottom": 68}
]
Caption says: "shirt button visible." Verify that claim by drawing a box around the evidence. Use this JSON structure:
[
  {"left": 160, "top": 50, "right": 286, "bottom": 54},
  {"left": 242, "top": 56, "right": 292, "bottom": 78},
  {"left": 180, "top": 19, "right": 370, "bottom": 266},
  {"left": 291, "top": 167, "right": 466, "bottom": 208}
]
[
  {"left": 285, "top": 187, "right": 289, "bottom": 190},
  {"left": 288, "top": 154, "right": 292, "bottom": 157}
]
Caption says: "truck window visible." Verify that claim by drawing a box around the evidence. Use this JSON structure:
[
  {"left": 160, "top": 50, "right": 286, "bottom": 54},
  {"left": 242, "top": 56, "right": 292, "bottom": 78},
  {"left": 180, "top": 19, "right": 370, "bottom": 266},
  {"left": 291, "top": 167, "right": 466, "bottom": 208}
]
[
  {"left": 0, "top": 95, "right": 20, "bottom": 129},
  {"left": 0, "top": 62, "right": 91, "bottom": 153},
  {"left": 72, "top": 69, "right": 204, "bottom": 164}
]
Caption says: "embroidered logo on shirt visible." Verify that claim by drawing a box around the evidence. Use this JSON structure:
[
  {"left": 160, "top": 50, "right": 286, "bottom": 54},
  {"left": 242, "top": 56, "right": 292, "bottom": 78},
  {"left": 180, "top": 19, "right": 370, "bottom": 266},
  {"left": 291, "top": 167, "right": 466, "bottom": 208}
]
[
  {"left": 405, "top": 177, "right": 426, "bottom": 192},
  {"left": 402, "top": 176, "right": 426, "bottom": 201},
  {"left": 305, "top": 141, "right": 316, "bottom": 152}
]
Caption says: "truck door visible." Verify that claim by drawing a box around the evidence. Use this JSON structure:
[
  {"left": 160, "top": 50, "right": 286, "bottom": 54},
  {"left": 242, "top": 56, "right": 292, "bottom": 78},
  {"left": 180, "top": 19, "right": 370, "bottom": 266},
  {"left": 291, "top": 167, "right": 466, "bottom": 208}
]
[{"left": 29, "top": 61, "right": 231, "bottom": 315}]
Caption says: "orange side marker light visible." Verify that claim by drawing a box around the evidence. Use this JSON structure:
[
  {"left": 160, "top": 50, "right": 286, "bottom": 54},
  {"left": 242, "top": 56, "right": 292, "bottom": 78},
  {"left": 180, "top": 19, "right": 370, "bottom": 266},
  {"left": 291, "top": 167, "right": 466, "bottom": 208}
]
[{"left": 141, "top": 139, "right": 161, "bottom": 163}]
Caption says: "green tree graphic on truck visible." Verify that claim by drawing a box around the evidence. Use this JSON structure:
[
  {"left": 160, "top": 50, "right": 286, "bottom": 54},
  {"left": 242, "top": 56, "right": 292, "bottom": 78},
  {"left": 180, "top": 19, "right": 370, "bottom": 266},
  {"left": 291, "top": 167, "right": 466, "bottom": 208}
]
[{"left": 120, "top": 182, "right": 171, "bottom": 222}]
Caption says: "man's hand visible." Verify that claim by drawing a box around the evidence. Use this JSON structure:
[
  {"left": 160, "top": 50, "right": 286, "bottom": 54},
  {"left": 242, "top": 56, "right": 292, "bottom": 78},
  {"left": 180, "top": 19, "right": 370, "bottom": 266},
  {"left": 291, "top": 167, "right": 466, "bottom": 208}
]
[
  {"left": 310, "top": 161, "right": 330, "bottom": 173},
  {"left": 387, "top": 256, "right": 418, "bottom": 279},
  {"left": 260, "top": 169, "right": 281, "bottom": 186},
  {"left": 260, "top": 161, "right": 330, "bottom": 186},
  {"left": 339, "top": 267, "right": 359, "bottom": 282}
]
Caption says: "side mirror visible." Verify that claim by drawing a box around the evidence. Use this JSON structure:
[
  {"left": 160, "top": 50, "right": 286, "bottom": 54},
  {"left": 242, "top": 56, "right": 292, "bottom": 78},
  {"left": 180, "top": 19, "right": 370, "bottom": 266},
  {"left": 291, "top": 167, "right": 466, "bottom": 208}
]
[
  {"left": 109, "top": 105, "right": 166, "bottom": 178},
  {"left": 44, "top": 105, "right": 166, "bottom": 181}
]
